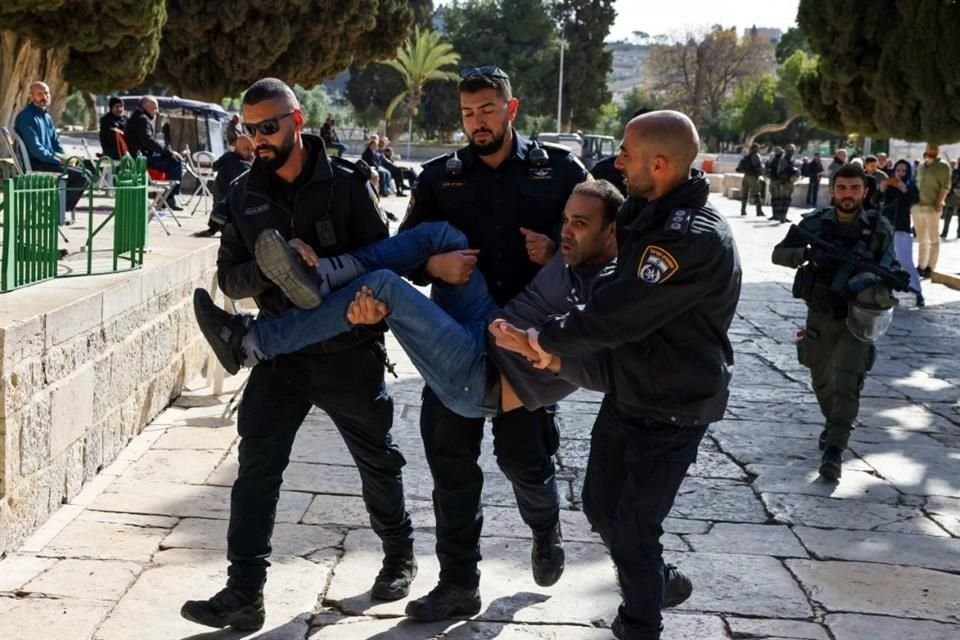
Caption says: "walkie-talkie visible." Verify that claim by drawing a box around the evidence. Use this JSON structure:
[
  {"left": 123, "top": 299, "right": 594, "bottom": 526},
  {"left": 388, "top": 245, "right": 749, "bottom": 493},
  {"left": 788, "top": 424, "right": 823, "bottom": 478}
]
[
  {"left": 445, "top": 152, "right": 463, "bottom": 177},
  {"left": 528, "top": 141, "right": 549, "bottom": 168}
]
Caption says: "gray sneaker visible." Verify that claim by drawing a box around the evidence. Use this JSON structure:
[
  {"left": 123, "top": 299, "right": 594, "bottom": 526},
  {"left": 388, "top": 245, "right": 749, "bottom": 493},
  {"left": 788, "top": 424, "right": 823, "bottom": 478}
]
[{"left": 254, "top": 228, "right": 324, "bottom": 309}]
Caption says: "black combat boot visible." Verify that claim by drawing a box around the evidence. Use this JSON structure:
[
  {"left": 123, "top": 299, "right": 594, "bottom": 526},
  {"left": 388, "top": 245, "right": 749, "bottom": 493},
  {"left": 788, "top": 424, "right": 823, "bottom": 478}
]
[
  {"left": 192, "top": 288, "right": 258, "bottom": 375},
  {"left": 371, "top": 551, "right": 418, "bottom": 601},
  {"left": 611, "top": 563, "right": 692, "bottom": 637},
  {"left": 404, "top": 581, "right": 481, "bottom": 621},
  {"left": 740, "top": 199, "right": 748, "bottom": 216},
  {"left": 181, "top": 586, "right": 265, "bottom": 631},
  {"left": 531, "top": 522, "right": 565, "bottom": 587},
  {"left": 819, "top": 446, "right": 843, "bottom": 481}
]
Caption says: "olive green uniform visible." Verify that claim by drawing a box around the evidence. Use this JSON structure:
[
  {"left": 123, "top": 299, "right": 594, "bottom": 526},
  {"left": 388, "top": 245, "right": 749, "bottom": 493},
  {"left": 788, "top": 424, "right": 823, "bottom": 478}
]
[{"left": 771, "top": 207, "right": 898, "bottom": 449}]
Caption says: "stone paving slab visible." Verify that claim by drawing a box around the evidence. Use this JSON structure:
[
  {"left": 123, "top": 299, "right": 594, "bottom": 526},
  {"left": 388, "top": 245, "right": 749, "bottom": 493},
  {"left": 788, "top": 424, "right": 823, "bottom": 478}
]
[
  {"left": 162, "top": 518, "right": 344, "bottom": 556},
  {"left": 761, "top": 492, "right": 932, "bottom": 530},
  {"left": 727, "top": 617, "right": 829, "bottom": 640},
  {"left": 21, "top": 558, "right": 141, "bottom": 601},
  {"left": 793, "top": 526, "right": 960, "bottom": 572},
  {"left": 0, "top": 596, "right": 113, "bottom": 640},
  {"left": 825, "top": 613, "right": 960, "bottom": 640},
  {"left": 748, "top": 463, "right": 901, "bottom": 503},
  {"left": 787, "top": 560, "right": 960, "bottom": 623},
  {"left": 685, "top": 523, "right": 808, "bottom": 558},
  {"left": 669, "top": 551, "right": 812, "bottom": 618}
]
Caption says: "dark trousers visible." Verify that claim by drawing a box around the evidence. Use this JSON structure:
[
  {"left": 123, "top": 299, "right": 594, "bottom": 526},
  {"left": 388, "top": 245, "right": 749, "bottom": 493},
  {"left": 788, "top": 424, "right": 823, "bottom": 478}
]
[
  {"left": 146, "top": 154, "right": 184, "bottom": 196},
  {"left": 226, "top": 344, "right": 413, "bottom": 591},
  {"left": 583, "top": 398, "right": 707, "bottom": 640},
  {"left": 943, "top": 206, "right": 959, "bottom": 238},
  {"left": 32, "top": 160, "right": 89, "bottom": 213},
  {"left": 806, "top": 178, "right": 820, "bottom": 206},
  {"left": 381, "top": 156, "right": 407, "bottom": 191},
  {"left": 420, "top": 386, "right": 561, "bottom": 588}
]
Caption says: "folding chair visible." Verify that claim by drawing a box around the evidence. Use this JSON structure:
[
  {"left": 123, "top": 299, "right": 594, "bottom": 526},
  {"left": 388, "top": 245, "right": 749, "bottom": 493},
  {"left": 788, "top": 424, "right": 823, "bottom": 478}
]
[
  {"left": 2, "top": 126, "right": 72, "bottom": 245},
  {"left": 81, "top": 136, "right": 114, "bottom": 191},
  {"left": 182, "top": 147, "right": 216, "bottom": 216}
]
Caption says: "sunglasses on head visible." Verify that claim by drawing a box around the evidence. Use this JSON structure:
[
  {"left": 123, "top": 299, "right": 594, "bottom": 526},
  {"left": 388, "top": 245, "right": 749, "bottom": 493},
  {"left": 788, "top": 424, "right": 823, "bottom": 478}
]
[
  {"left": 241, "top": 111, "right": 294, "bottom": 136},
  {"left": 460, "top": 65, "right": 510, "bottom": 80}
]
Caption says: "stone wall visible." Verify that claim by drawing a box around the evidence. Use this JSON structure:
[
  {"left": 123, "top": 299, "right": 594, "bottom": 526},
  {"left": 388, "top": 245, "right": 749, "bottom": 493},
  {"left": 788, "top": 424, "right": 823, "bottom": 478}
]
[{"left": 0, "top": 243, "right": 219, "bottom": 555}]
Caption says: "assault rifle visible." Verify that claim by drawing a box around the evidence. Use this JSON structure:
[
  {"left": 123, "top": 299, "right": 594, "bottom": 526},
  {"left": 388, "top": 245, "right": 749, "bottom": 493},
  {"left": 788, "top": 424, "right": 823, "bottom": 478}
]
[{"left": 789, "top": 224, "right": 920, "bottom": 294}]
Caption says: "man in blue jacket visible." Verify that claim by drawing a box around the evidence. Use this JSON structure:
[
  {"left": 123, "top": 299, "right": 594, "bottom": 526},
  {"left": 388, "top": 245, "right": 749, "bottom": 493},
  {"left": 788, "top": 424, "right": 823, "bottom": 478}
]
[{"left": 14, "top": 81, "right": 89, "bottom": 215}]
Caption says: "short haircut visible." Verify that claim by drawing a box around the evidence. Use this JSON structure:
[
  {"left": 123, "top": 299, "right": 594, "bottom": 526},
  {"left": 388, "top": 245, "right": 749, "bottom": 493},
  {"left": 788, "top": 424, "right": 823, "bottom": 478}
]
[
  {"left": 864, "top": 155, "right": 878, "bottom": 164},
  {"left": 242, "top": 77, "right": 299, "bottom": 109},
  {"left": 572, "top": 179, "right": 624, "bottom": 225},
  {"left": 108, "top": 96, "right": 123, "bottom": 108},
  {"left": 831, "top": 162, "right": 867, "bottom": 187},
  {"left": 459, "top": 74, "right": 512, "bottom": 102}
]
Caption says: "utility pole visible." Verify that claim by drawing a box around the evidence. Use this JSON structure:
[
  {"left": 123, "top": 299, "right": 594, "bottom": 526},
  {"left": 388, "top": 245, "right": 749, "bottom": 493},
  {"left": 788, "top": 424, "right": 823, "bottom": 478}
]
[{"left": 557, "top": 29, "right": 565, "bottom": 133}]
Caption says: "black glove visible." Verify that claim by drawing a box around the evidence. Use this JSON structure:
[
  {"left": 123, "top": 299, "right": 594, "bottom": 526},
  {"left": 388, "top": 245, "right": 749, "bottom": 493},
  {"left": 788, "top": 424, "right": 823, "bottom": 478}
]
[
  {"left": 804, "top": 245, "right": 833, "bottom": 270},
  {"left": 890, "top": 269, "right": 911, "bottom": 292}
]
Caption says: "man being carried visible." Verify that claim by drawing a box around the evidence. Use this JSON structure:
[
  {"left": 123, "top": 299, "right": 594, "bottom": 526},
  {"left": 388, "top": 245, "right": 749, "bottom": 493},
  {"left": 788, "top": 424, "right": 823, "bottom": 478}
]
[{"left": 195, "top": 180, "right": 622, "bottom": 419}]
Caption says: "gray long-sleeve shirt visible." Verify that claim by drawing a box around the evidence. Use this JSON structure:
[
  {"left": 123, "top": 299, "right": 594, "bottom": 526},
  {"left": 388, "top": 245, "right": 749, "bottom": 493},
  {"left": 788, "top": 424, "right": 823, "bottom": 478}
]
[{"left": 487, "top": 252, "right": 615, "bottom": 410}]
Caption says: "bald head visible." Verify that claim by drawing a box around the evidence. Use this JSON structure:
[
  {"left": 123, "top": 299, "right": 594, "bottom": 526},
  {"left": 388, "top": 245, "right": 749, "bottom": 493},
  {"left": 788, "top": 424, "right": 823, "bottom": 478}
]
[
  {"left": 28, "top": 81, "right": 51, "bottom": 109},
  {"left": 140, "top": 95, "right": 159, "bottom": 117},
  {"left": 626, "top": 110, "right": 699, "bottom": 172},
  {"left": 615, "top": 110, "right": 700, "bottom": 199}
]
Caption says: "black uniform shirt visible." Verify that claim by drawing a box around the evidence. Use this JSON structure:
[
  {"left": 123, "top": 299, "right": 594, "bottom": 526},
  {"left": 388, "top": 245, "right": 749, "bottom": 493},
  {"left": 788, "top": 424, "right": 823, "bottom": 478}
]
[
  {"left": 400, "top": 131, "right": 588, "bottom": 306},
  {"left": 539, "top": 172, "right": 742, "bottom": 425}
]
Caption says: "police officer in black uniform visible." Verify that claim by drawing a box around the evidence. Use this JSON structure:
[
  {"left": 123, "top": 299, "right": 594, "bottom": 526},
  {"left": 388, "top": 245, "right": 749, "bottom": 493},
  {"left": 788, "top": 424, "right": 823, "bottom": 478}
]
[
  {"left": 181, "top": 78, "right": 415, "bottom": 632},
  {"left": 399, "top": 66, "right": 588, "bottom": 621},
  {"left": 527, "top": 111, "right": 742, "bottom": 640}
]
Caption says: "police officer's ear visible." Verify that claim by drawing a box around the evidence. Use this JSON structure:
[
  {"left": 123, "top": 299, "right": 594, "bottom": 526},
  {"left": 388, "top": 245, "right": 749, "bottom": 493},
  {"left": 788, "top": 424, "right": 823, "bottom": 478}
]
[
  {"left": 291, "top": 109, "right": 305, "bottom": 132},
  {"left": 506, "top": 98, "right": 520, "bottom": 123}
]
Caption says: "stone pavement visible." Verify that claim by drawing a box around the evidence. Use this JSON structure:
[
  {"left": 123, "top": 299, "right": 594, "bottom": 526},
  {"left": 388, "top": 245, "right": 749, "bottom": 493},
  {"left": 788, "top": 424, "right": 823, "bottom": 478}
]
[{"left": 1, "top": 194, "right": 960, "bottom": 640}]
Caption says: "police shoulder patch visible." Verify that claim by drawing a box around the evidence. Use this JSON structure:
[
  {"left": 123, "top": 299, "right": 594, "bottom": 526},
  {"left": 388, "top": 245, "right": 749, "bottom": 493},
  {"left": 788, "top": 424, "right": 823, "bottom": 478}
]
[
  {"left": 664, "top": 208, "right": 694, "bottom": 235},
  {"left": 637, "top": 245, "right": 679, "bottom": 284}
]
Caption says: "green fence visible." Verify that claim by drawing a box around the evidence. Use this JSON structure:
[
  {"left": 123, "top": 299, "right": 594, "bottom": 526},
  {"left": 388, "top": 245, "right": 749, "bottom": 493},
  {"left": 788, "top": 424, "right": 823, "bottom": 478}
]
[
  {"left": 1, "top": 173, "right": 61, "bottom": 291},
  {"left": 1, "top": 155, "right": 149, "bottom": 292}
]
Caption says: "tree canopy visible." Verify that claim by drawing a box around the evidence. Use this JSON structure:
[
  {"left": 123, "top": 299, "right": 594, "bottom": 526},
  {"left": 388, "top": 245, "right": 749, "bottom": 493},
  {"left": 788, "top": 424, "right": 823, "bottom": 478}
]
[
  {"left": 150, "top": 0, "right": 417, "bottom": 102},
  {"left": 645, "top": 26, "right": 775, "bottom": 128},
  {"left": 0, "top": 0, "right": 166, "bottom": 124},
  {"left": 553, "top": 0, "right": 617, "bottom": 130},
  {"left": 798, "top": 0, "right": 960, "bottom": 142}
]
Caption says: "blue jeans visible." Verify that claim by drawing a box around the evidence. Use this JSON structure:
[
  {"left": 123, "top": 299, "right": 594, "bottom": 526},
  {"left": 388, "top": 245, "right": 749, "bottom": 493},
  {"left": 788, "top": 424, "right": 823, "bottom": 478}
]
[{"left": 252, "top": 222, "right": 501, "bottom": 418}]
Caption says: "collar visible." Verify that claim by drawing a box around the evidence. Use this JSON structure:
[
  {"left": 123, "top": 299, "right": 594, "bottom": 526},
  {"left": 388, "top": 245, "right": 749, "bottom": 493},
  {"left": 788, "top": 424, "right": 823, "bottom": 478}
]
[
  {"left": 623, "top": 170, "right": 711, "bottom": 231},
  {"left": 246, "top": 133, "right": 333, "bottom": 191},
  {"left": 25, "top": 102, "right": 47, "bottom": 116}
]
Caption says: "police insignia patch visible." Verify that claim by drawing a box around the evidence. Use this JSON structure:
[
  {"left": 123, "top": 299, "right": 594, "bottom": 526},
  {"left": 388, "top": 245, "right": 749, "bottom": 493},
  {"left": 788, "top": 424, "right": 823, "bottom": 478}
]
[
  {"left": 529, "top": 167, "right": 553, "bottom": 180},
  {"left": 637, "top": 245, "right": 679, "bottom": 284}
]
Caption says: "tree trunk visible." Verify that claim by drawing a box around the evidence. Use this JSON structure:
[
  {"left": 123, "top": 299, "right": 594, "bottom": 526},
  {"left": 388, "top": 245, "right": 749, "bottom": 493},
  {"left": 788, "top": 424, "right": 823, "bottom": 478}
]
[
  {"left": 0, "top": 30, "right": 69, "bottom": 128},
  {"left": 82, "top": 92, "right": 98, "bottom": 130},
  {"left": 745, "top": 114, "right": 801, "bottom": 147}
]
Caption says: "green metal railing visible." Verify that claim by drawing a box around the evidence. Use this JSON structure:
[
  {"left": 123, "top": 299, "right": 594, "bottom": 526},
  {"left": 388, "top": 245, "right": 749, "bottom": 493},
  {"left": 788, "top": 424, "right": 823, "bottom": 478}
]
[
  {"left": 83, "top": 155, "right": 147, "bottom": 273},
  {"left": 1, "top": 155, "right": 149, "bottom": 292},
  {"left": 1, "top": 174, "right": 61, "bottom": 291}
]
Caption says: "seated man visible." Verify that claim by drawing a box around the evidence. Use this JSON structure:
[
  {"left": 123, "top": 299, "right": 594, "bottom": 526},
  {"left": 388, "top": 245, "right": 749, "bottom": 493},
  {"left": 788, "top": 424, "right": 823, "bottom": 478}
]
[
  {"left": 199, "top": 136, "right": 255, "bottom": 236},
  {"left": 382, "top": 143, "right": 416, "bottom": 193},
  {"left": 361, "top": 134, "right": 396, "bottom": 196},
  {"left": 98, "top": 96, "right": 127, "bottom": 160},
  {"left": 320, "top": 116, "right": 347, "bottom": 156},
  {"left": 14, "top": 81, "right": 90, "bottom": 216},
  {"left": 123, "top": 95, "right": 184, "bottom": 210}
]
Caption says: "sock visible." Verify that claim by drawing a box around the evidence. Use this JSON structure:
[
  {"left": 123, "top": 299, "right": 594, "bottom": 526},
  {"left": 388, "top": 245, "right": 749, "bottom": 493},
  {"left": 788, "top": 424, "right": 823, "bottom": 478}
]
[
  {"left": 314, "top": 254, "right": 366, "bottom": 296},
  {"left": 240, "top": 329, "right": 268, "bottom": 367}
]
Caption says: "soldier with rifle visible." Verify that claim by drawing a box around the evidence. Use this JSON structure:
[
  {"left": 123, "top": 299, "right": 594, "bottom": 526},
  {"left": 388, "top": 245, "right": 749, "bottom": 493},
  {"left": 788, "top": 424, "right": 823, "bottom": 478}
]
[{"left": 772, "top": 163, "right": 914, "bottom": 481}]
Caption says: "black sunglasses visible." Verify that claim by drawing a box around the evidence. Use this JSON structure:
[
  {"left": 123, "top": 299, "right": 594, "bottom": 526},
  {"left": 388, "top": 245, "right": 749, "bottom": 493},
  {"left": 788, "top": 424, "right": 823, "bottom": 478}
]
[
  {"left": 460, "top": 65, "right": 510, "bottom": 80},
  {"left": 241, "top": 111, "right": 294, "bottom": 136}
]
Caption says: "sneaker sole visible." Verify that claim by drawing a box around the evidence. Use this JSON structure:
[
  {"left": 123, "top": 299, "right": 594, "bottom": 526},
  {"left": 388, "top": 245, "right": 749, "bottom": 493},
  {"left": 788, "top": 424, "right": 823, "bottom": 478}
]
[
  {"left": 404, "top": 596, "right": 482, "bottom": 622},
  {"left": 254, "top": 230, "right": 323, "bottom": 309}
]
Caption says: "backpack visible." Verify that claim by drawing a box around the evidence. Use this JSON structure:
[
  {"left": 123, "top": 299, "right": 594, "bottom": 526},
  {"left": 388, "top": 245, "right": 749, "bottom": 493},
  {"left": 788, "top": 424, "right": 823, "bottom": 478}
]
[{"left": 736, "top": 155, "right": 750, "bottom": 173}]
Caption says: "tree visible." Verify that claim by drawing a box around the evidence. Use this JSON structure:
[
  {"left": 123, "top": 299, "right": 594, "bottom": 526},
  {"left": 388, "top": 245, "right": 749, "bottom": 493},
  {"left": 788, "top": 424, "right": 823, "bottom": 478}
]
[
  {"left": 0, "top": 1, "right": 166, "bottom": 126},
  {"left": 552, "top": 0, "right": 617, "bottom": 131},
  {"left": 797, "top": 0, "right": 960, "bottom": 142},
  {"left": 149, "top": 0, "right": 416, "bottom": 102},
  {"left": 383, "top": 27, "right": 460, "bottom": 151},
  {"left": 743, "top": 49, "right": 818, "bottom": 146},
  {"left": 645, "top": 26, "right": 775, "bottom": 128},
  {"left": 775, "top": 26, "right": 809, "bottom": 64}
]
